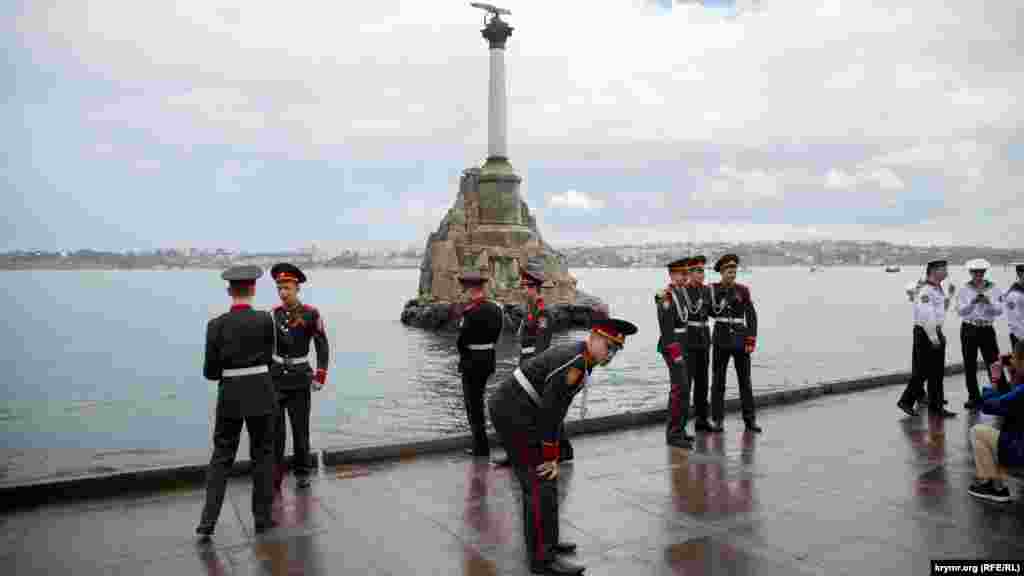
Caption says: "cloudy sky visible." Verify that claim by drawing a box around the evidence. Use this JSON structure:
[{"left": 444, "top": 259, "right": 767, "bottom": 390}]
[{"left": 5, "top": 0, "right": 1022, "bottom": 252}]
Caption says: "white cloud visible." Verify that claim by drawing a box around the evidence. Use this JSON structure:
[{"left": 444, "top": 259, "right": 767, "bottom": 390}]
[
  {"left": 549, "top": 189, "right": 605, "bottom": 211},
  {"left": 134, "top": 158, "right": 161, "bottom": 172},
  {"left": 824, "top": 166, "right": 904, "bottom": 191},
  {"left": 548, "top": 217, "right": 1020, "bottom": 249},
  {"left": 20, "top": 1, "right": 1022, "bottom": 151},
  {"left": 693, "top": 164, "right": 785, "bottom": 209},
  {"left": 824, "top": 169, "right": 855, "bottom": 190},
  {"left": 12, "top": 0, "right": 1023, "bottom": 247}
]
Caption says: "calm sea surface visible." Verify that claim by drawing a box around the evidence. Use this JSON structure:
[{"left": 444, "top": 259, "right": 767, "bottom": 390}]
[{"left": 0, "top": 266, "right": 1017, "bottom": 485}]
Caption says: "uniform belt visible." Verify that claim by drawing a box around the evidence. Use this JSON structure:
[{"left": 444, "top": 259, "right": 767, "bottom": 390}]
[
  {"left": 673, "top": 327, "right": 687, "bottom": 334},
  {"left": 717, "top": 318, "right": 746, "bottom": 325},
  {"left": 964, "top": 319, "right": 993, "bottom": 327},
  {"left": 513, "top": 368, "right": 542, "bottom": 406},
  {"left": 273, "top": 355, "right": 309, "bottom": 366},
  {"left": 467, "top": 343, "right": 495, "bottom": 351},
  {"left": 914, "top": 323, "right": 944, "bottom": 331},
  {"left": 222, "top": 365, "right": 269, "bottom": 378},
  {"left": 688, "top": 321, "right": 708, "bottom": 327},
  {"left": 521, "top": 346, "right": 536, "bottom": 354}
]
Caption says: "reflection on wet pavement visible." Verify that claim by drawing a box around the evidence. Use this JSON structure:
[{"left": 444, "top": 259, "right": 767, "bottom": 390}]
[{"left": 4, "top": 374, "right": 1024, "bottom": 575}]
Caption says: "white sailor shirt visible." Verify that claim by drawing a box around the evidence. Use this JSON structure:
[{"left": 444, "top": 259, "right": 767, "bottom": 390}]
[
  {"left": 1000, "top": 283, "right": 1024, "bottom": 339},
  {"left": 957, "top": 280, "right": 1003, "bottom": 326},
  {"left": 914, "top": 282, "right": 948, "bottom": 345}
]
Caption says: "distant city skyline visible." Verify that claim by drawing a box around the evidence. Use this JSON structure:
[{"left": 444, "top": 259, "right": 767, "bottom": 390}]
[{"left": 6, "top": 1, "right": 1022, "bottom": 252}]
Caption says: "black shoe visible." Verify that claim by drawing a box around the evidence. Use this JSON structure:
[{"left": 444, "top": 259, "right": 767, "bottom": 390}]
[
  {"left": 196, "top": 525, "right": 214, "bottom": 539},
  {"left": 296, "top": 476, "right": 312, "bottom": 488},
  {"left": 708, "top": 421, "right": 724, "bottom": 433},
  {"left": 968, "top": 480, "right": 1011, "bottom": 503},
  {"left": 559, "top": 449, "right": 574, "bottom": 463},
  {"left": 492, "top": 455, "right": 512, "bottom": 467},
  {"left": 531, "top": 557, "right": 585, "bottom": 575},
  {"left": 964, "top": 399, "right": 981, "bottom": 411},
  {"left": 551, "top": 541, "right": 578, "bottom": 555},
  {"left": 744, "top": 421, "right": 762, "bottom": 433},
  {"left": 897, "top": 400, "right": 918, "bottom": 417},
  {"left": 667, "top": 436, "right": 693, "bottom": 449},
  {"left": 932, "top": 407, "right": 956, "bottom": 418},
  {"left": 694, "top": 420, "right": 713, "bottom": 433},
  {"left": 464, "top": 448, "right": 490, "bottom": 458},
  {"left": 254, "top": 519, "right": 278, "bottom": 534}
]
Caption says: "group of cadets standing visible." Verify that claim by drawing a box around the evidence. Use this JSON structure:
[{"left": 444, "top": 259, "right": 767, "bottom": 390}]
[
  {"left": 656, "top": 253, "right": 761, "bottom": 448},
  {"left": 196, "top": 263, "right": 329, "bottom": 539},
  {"left": 454, "top": 256, "right": 760, "bottom": 575},
  {"left": 194, "top": 257, "right": 1023, "bottom": 575},
  {"left": 898, "top": 259, "right": 1024, "bottom": 418}
]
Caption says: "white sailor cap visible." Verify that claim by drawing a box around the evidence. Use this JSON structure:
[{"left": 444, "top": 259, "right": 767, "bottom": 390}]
[{"left": 965, "top": 258, "right": 990, "bottom": 271}]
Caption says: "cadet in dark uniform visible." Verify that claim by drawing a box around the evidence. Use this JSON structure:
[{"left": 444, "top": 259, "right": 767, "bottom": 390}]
[
  {"left": 656, "top": 257, "right": 694, "bottom": 448},
  {"left": 457, "top": 271, "right": 504, "bottom": 457},
  {"left": 708, "top": 254, "right": 761, "bottom": 433},
  {"left": 488, "top": 317, "right": 638, "bottom": 576},
  {"left": 897, "top": 259, "right": 956, "bottom": 417},
  {"left": 269, "top": 263, "right": 329, "bottom": 491},
  {"left": 519, "top": 269, "right": 573, "bottom": 461},
  {"left": 495, "top": 269, "right": 560, "bottom": 468},
  {"left": 684, "top": 255, "right": 714, "bottom": 433},
  {"left": 519, "top": 269, "right": 554, "bottom": 364},
  {"left": 197, "top": 266, "right": 278, "bottom": 538}
]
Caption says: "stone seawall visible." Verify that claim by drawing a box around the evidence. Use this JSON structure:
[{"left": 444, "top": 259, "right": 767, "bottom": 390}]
[{"left": 0, "top": 363, "right": 972, "bottom": 512}]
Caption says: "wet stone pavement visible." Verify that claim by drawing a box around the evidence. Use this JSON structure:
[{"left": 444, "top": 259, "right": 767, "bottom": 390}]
[{"left": 3, "top": 373, "right": 1024, "bottom": 575}]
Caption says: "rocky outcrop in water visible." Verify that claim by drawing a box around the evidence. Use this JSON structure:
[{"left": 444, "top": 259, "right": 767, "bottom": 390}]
[
  {"left": 400, "top": 289, "right": 607, "bottom": 333},
  {"left": 400, "top": 166, "right": 607, "bottom": 333}
]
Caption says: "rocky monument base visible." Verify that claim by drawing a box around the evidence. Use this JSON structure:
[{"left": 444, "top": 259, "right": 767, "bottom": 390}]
[
  {"left": 400, "top": 289, "right": 606, "bottom": 333},
  {"left": 399, "top": 166, "right": 608, "bottom": 333}
]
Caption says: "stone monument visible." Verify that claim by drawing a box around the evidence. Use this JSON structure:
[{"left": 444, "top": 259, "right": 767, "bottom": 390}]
[{"left": 401, "top": 4, "right": 604, "bottom": 332}]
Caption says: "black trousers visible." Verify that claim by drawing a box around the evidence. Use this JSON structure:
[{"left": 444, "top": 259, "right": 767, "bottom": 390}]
[
  {"left": 663, "top": 355, "right": 689, "bottom": 438},
  {"left": 687, "top": 347, "right": 711, "bottom": 423},
  {"left": 489, "top": 404, "right": 559, "bottom": 566},
  {"left": 200, "top": 413, "right": 275, "bottom": 528},
  {"left": 1011, "top": 333, "right": 1019, "bottom": 353},
  {"left": 900, "top": 327, "right": 946, "bottom": 409},
  {"left": 960, "top": 323, "right": 1001, "bottom": 401},
  {"left": 521, "top": 353, "right": 572, "bottom": 457},
  {"left": 711, "top": 347, "right": 755, "bottom": 422},
  {"left": 462, "top": 368, "right": 492, "bottom": 456},
  {"left": 275, "top": 386, "right": 312, "bottom": 476}
]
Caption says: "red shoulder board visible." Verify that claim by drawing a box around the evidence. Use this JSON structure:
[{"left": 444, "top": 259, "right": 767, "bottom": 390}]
[
  {"left": 273, "top": 304, "right": 284, "bottom": 311},
  {"left": 463, "top": 301, "right": 481, "bottom": 314},
  {"left": 302, "top": 304, "right": 316, "bottom": 312},
  {"left": 736, "top": 284, "right": 751, "bottom": 301},
  {"left": 536, "top": 297, "right": 545, "bottom": 310}
]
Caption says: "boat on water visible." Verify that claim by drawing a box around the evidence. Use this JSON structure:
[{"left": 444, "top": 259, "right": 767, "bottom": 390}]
[{"left": 885, "top": 265, "right": 901, "bottom": 273}]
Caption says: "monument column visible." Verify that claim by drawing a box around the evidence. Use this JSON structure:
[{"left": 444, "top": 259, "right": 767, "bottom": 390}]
[
  {"left": 474, "top": 12, "right": 529, "bottom": 242},
  {"left": 485, "top": 17, "right": 510, "bottom": 162}
]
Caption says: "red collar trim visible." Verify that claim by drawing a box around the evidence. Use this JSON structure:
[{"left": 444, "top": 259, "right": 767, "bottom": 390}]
[{"left": 230, "top": 304, "right": 251, "bottom": 311}]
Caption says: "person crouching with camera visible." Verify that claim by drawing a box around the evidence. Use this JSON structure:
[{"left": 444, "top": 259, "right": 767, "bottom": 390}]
[{"left": 967, "top": 338, "right": 1024, "bottom": 503}]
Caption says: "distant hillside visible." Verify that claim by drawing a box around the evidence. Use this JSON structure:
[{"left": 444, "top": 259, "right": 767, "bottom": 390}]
[{"left": 2, "top": 241, "right": 1021, "bottom": 270}]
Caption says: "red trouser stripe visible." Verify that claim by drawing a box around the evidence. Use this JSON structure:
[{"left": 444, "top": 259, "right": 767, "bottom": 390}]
[
  {"left": 530, "top": 471, "right": 545, "bottom": 561},
  {"left": 514, "top": 433, "right": 545, "bottom": 562}
]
